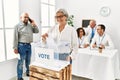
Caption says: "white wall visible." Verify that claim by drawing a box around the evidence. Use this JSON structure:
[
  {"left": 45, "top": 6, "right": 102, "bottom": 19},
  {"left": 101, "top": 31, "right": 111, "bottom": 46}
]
[
  {"left": 56, "top": 0, "right": 120, "bottom": 53},
  {"left": 0, "top": 0, "right": 41, "bottom": 79}
]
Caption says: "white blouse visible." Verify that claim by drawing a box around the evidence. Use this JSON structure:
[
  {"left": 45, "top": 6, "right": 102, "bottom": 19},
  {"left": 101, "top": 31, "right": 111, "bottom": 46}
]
[
  {"left": 48, "top": 24, "right": 78, "bottom": 59},
  {"left": 78, "top": 36, "right": 89, "bottom": 48}
]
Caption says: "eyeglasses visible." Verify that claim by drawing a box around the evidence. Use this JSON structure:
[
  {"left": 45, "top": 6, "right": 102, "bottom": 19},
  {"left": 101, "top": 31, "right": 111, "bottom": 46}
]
[{"left": 55, "top": 15, "right": 65, "bottom": 18}]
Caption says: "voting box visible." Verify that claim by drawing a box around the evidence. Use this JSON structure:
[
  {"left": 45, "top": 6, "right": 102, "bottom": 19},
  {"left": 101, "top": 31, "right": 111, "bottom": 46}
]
[{"left": 35, "top": 47, "right": 54, "bottom": 61}]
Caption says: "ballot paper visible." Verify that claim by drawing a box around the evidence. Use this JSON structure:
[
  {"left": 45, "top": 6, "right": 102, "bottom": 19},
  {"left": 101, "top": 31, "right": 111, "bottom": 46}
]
[{"left": 46, "top": 35, "right": 57, "bottom": 49}]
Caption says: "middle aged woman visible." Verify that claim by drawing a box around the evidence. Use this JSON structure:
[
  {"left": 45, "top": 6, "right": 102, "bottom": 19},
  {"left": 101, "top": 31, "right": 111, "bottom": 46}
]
[{"left": 42, "top": 9, "right": 78, "bottom": 64}]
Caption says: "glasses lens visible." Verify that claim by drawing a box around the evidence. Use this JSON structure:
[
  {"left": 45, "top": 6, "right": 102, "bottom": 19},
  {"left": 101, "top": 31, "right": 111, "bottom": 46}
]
[{"left": 55, "top": 15, "right": 64, "bottom": 18}]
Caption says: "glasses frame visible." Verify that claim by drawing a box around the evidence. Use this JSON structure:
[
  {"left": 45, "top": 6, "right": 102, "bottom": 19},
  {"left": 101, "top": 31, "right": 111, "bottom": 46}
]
[{"left": 55, "top": 15, "right": 65, "bottom": 19}]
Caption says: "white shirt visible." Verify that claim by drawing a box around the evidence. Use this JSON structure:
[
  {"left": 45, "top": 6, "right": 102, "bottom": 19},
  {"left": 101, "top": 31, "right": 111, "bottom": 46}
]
[
  {"left": 78, "top": 36, "right": 89, "bottom": 48},
  {"left": 48, "top": 24, "right": 78, "bottom": 59},
  {"left": 84, "top": 25, "right": 97, "bottom": 43},
  {"left": 90, "top": 33, "right": 114, "bottom": 49}
]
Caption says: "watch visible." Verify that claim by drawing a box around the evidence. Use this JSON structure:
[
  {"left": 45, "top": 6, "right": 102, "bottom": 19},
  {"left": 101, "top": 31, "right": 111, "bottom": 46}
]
[{"left": 100, "top": 6, "right": 111, "bottom": 17}]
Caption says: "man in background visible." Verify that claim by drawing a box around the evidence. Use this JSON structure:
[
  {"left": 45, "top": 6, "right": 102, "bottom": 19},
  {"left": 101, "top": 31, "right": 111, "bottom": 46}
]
[
  {"left": 85, "top": 19, "right": 97, "bottom": 43},
  {"left": 90, "top": 24, "right": 114, "bottom": 49},
  {"left": 13, "top": 12, "right": 39, "bottom": 80}
]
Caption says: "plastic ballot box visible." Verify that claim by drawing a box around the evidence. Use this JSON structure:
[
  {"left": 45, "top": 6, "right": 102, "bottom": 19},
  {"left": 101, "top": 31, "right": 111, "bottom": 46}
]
[
  {"left": 29, "top": 60, "right": 71, "bottom": 80},
  {"left": 34, "top": 47, "right": 54, "bottom": 61}
]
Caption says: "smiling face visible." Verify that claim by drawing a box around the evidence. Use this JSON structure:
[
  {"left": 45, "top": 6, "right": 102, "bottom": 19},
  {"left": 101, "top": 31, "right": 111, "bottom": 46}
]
[
  {"left": 55, "top": 12, "right": 67, "bottom": 25},
  {"left": 77, "top": 28, "right": 85, "bottom": 38},
  {"left": 97, "top": 26, "right": 104, "bottom": 36},
  {"left": 20, "top": 13, "right": 29, "bottom": 24},
  {"left": 79, "top": 29, "right": 84, "bottom": 37},
  {"left": 89, "top": 20, "right": 96, "bottom": 28}
]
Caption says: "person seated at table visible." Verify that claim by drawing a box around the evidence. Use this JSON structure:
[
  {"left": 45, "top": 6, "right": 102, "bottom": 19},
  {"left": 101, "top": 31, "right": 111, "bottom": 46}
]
[
  {"left": 85, "top": 19, "right": 97, "bottom": 43},
  {"left": 77, "top": 27, "right": 89, "bottom": 48},
  {"left": 90, "top": 24, "right": 114, "bottom": 49}
]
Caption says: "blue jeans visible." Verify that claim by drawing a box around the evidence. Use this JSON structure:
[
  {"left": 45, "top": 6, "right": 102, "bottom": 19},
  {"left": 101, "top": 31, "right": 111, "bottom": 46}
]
[
  {"left": 17, "top": 43, "right": 31, "bottom": 78},
  {"left": 54, "top": 53, "right": 72, "bottom": 64}
]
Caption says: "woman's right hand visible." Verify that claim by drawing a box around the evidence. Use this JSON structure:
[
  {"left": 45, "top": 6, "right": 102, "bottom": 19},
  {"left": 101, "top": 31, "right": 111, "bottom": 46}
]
[{"left": 42, "top": 33, "right": 48, "bottom": 42}]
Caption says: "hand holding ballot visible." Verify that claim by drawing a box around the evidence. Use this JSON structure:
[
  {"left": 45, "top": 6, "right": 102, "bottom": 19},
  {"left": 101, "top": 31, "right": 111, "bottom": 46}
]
[{"left": 42, "top": 33, "right": 48, "bottom": 43}]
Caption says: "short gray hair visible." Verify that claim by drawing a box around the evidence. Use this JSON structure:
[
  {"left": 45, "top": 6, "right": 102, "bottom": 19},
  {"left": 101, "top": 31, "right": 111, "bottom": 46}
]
[{"left": 56, "top": 9, "right": 69, "bottom": 19}]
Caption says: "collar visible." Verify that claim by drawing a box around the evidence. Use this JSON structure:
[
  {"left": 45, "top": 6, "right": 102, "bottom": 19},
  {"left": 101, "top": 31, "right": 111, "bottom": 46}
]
[
  {"left": 79, "top": 36, "right": 85, "bottom": 40},
  {"left": 19, "top": 21, "right": 28, "bottom": 26},
  {"left": 99, "top": 33, "right": 105, "bottom": 37},
  {"left": 57, "top": 23, "right": 68, "bottom": 28}
]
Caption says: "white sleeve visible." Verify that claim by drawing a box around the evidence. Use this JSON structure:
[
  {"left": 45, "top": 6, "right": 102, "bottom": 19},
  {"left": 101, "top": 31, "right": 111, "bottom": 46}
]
[
  {"left": 105, "top": 35, "right": 114, "bottom": 49},
  {"left": 90, "top": 35, "right": 97, "bottom": 48},
  {"left": 69, "top": 29, "right": 78, "bottom": 59}
]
